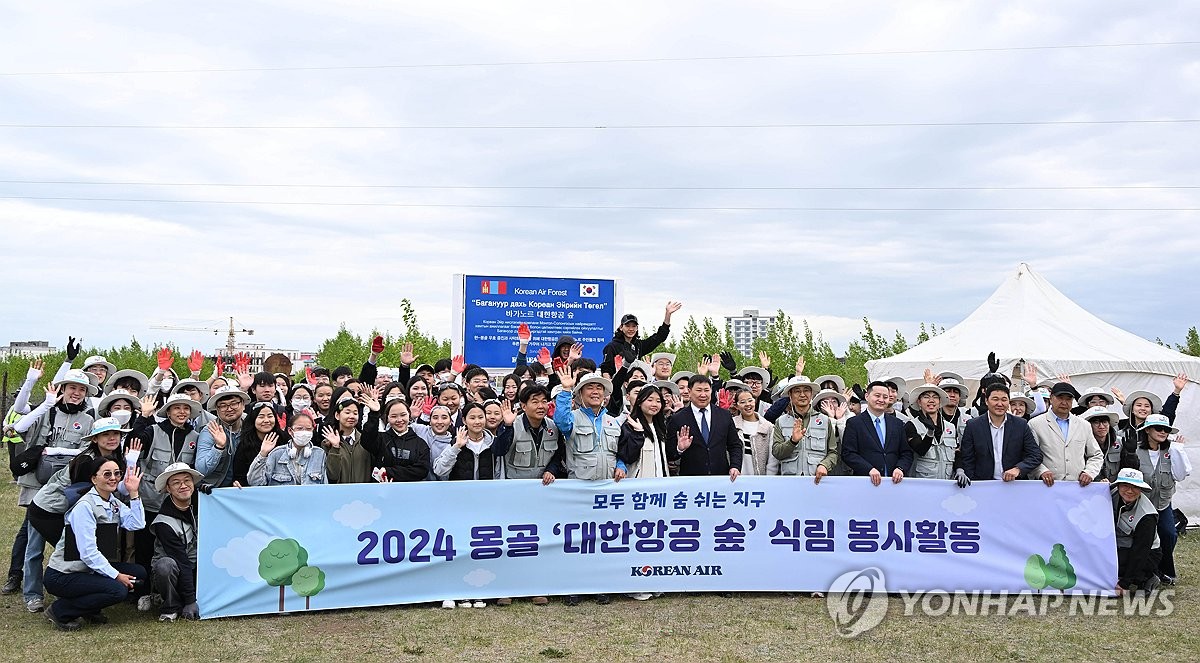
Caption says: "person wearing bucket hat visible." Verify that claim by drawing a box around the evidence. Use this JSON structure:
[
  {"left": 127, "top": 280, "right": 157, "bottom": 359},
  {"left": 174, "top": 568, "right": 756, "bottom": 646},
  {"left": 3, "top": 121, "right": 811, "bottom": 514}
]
[
  {"left": 172, "top": 380, "right": 215, "bottom": 429},
  {"left": 1028, "top": 382, "right": 1102, "bottom": 487},
  {"left": 903, "top": 384, "right": 958, "bottom": 481},
  {"left": 922, "top": 369, "right": 973, "bottom": 441},
  {"left": 671, "top": 371, "right": 695, "bottom": 407},
  {"left": 195, "top": 386, "right": 250, "bottom": 488},
  {"left": 600, "top": 302, "right": 682, "bottom": 377},
  {"left": 738, "top": 366, "right": 775, "bottom": 415},
  {"left": 1115, "top": 373, "right": 1188, "bottom": 453},
  {"left": 1080, "top": 406, "right": 1134, "bottom": 482},
  {"left": 1008, "top": 391, "right": 1036, "bottom": 420},
  {"left": 769, "top": 375, "right": 839, "bottom": 482},
  {"left": 1134, "top": 413, "right": 1191, "bottom": 585},
  {"left": 1112, "top": 468, "right": 1163, "bottom": 595},
  {"left": 11, "top": 369, "right": 97, "bottom": 612},
  {"left": 649, "top": 353, "right": 676, "bottom": 381},
  {"left": 129, "top": 393, "right": 199, "bottom": 609},
  {"left": 150, "top": 462, "right": 204, "bottom": 622},
  {"left": 1072, "top": 387, "right": 1116, "bottom": 416},
  {"left": 104, "top": 370, "right": 149, "bottom": 398}
]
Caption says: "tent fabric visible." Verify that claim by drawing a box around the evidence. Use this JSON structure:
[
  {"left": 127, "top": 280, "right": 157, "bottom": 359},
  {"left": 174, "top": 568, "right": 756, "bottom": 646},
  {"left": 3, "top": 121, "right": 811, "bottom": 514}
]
[{"left": 866, "top": 263, "right": 1200, "bottom": 519}]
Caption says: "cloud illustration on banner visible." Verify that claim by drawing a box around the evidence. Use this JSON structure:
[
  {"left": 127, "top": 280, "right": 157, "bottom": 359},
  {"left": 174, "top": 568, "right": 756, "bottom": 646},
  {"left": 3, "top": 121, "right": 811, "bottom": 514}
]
[
  {"left": 214, "top": 530, "right": 279, "bottom": 582},
  {"left": 332, "top": 500, "right": 382, "bottom": 529},
  {"left": 940, "top": 492, "right": 977, "bottom": 516},
  {"left": 463, "top": 569, "right": 497, "bottom": 588},
  {"left": 1067, "top": 494, "right": 1113, "bottom": 539}
]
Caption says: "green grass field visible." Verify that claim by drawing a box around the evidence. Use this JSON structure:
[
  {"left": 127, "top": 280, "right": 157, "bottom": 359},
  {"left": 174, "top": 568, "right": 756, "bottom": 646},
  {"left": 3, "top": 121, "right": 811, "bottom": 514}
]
[{"left": 1, "top": 478, "right": 1197, "bottom": 662}]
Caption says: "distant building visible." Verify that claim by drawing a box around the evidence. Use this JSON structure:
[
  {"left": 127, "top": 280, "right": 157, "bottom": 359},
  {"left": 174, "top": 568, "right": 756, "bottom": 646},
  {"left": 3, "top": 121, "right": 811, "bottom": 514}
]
[
  {"left": 725, "top": 309, "right": 775, "bottom": 356},
  {"left": 217, "top": 343, "right": 314, "bottom": 375},
  {"left": 0, "top": 340, "right": 58, "bottom": 359}
]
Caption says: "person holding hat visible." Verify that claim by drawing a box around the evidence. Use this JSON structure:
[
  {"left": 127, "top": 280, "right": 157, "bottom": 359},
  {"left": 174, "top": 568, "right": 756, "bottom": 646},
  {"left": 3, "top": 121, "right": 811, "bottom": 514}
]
[
  {"left": 1080, "top": 406, "right": 1134, "bottom": 482},
  {"left": 770, "top": 376, "right": 839, "bottom": 481},
  {"left": 194, "top": 386, "right": 250, "bottom": 488},
  {"left": 600, "top": 302, "right": 682, "bottom": 376},
  {"left": 11, "top": 369, "right": 97, "bottom": 613},
  {"left": 1028, "top": 382, "right": 1103, "bottom": 487},
  {"left": 903, "top": 384, "right": 958, "bottom": 480},
  {"left": 150, "top": 462, "right": 205, "bottom": 622},
  {"left": 1112, "top": 468, "right": 1163, "bottom": 595},
  {"left": 42, "top": 458, "right": 146, "bottom": 631},
  {"left": 1134, "top": 413, "right": 1191, "bottom": 584}
]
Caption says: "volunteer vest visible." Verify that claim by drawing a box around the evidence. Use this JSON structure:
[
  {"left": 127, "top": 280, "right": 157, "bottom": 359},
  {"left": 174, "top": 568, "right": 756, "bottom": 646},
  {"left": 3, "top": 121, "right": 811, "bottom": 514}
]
[
  {"left": 1137, "top": 447, "right": 1176, "bottom": 511},
  {"left": 1115, "top": 494, "right": 1161, "bottom": 549},
  {"left": 17, "top": 407, "right": 94, "bottom": 490},
  {"left": 48, "top": 491, "right": 122, "bottom": 574},
  {"left": 141, "top": 425, "right": 198, "bottom": 513},
  {"left": 565, "top": 408, "right": 619, "bottom": 481},
  {"left": 505, "top": 416, "right": 560, "bottom": 480},
  {"left": 152, "top": 510, "right": 197, "bottom": 564},
  {"left": 775, "top": 409, "right": 830, "bottom": 477},
  {"left": 1101, "top": 435, "right": 1124, "bottom": 481},
  {"left": 909, "top": 416, "right": 959, "bottom": 480}
]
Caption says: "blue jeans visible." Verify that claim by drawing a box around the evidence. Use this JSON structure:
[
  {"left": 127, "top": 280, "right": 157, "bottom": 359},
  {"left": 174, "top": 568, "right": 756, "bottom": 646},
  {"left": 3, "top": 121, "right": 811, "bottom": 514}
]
[
  {"left": 22, "top": 524, "right": 45, "bottom": 602},
  {"left": 1157, "top": 505, "right": 1178, "bottom": 579},
  {"left": 44, "top": 563, "right": 146, "bottom": 622},
  {"left": 8, "top": 515, "right": 29, "bottom": 578}
]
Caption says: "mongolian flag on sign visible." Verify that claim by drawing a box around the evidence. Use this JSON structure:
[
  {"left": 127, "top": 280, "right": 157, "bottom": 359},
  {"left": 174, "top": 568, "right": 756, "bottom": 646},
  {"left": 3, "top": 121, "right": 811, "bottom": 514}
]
[{"left": 481, "top": 280, "right": 507, "bottom": 295}]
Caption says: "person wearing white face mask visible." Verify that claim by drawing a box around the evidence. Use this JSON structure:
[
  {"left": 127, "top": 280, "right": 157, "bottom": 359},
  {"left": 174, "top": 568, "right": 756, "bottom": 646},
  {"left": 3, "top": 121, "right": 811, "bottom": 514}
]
[
  {"left": 248, "top": 412, "right": 327, "bottom": 486},
  {"left": 286, "top": 384, "right": 316, "bottom": 422}
]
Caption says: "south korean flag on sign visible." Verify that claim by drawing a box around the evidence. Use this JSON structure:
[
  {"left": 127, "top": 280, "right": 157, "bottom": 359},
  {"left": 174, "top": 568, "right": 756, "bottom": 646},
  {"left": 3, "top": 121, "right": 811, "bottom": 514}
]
[{"left": 579, "top": 283, "right": 599, "bottom": 297}]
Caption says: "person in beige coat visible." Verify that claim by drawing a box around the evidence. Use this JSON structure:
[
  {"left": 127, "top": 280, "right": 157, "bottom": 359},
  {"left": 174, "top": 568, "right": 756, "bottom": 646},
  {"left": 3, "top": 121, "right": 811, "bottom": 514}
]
[{"left": 1028, "top": 382, "right": 1103, "bottom": 486}]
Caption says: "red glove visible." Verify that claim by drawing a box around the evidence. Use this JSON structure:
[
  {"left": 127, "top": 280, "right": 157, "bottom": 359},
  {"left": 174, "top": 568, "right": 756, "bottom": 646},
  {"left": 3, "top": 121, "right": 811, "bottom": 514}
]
[
  {"left": 422, "top": 396, "right": 435, "bottom": 417},
  {"left": 187, "top": 350, "right": 204, "bottom": 373},
  {"left": 371, "top": 335, "right": 385, "bottom": 354},
  {"left": 537, "top": 347, "right": 551, "bottom": 365},
  {"left": 215, "top": 356, "right": 226, "bottom": 376},
  {"left": 614, "top": 354, "right": 625, "bottom": 373},
  {"left": 451, "top": 354, "right": 465, "bottom": 374},
  {"left": 552, "top": 357, "right": 565, "bottom": 372},
  {"left": 235, "top": 352, "right": 250, "bottom": 373},
  {"left": 157, "top": 347, "right": 174, "bottom": 371},
  {"left": 546, "top": 402, "right": 556, "bottom": 418},
  {"left": 277, "top": 412, "right": 287, "bottom": 429},
  {"left": 305, "top": 366, "right": 315, "bottom": 385},
  {"left": 717, "top": 388, "right": 733, "bottom": 410},
  {"left": 517, "top": 323, "right": 531, "bottom": 343}
]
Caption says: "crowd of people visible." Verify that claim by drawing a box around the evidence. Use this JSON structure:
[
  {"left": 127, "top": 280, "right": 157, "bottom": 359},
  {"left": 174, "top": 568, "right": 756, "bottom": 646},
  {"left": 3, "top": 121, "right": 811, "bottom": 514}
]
[{"left": 1, "top": 303, "right": 1192, "bottom": 628}]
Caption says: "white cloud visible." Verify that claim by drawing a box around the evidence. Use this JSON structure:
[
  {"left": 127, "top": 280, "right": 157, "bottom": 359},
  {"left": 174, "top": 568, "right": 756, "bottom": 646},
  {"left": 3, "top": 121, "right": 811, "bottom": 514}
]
[
  {"left": 213, "top": 530, "right": 278, "bottom": 583},
  {"left": 332, "top": 500, "right": 382, "bottom": 529},
  {"left": 941, "top": 492, "right": 977, "bottom": 516},
  {"left": 463, "top": 568, "right": 497, "bottom": 588},
  {"left": 1067, "top": 493, "right": 1114, "bottom": 539}
]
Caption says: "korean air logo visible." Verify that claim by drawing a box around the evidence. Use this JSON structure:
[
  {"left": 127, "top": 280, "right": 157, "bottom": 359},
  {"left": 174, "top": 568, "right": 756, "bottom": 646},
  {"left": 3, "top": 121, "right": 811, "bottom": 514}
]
[
  {"left": 580, "top": 283, "right": 599, "bottom": 297},
  {"left": 826, "top": 567, "right": 888, "bottom": 638}
]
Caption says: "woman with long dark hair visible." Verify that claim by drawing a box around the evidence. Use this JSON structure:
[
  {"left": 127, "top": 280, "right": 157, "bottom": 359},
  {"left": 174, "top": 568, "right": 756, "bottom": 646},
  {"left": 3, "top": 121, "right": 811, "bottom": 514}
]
[{"left": 617, "top": 385, "right": 669, "bottom": 480}]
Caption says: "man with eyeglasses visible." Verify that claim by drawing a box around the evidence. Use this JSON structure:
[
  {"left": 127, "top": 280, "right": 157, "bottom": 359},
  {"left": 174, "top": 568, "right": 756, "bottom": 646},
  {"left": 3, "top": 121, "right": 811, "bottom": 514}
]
[{"left": 194, "top": 386, "right": 250, "bottom": 488}]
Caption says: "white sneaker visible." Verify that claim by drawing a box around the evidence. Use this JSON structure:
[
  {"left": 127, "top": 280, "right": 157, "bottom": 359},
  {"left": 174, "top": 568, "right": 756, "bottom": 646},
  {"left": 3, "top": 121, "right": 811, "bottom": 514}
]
[
  {"left": 25, "top": 597, "right": 45, "bottom": 613},
  {"left": 628, "top": 592, "right": 653, "bottom": 601},
  {"left": 440, "top": 599, "right": 456, "bottom": 609},
  {"left": 472, "top": 600, "right": 486, "bottom": 608},
  {"left": 158, "top": 613, "right": 177, "bottom": 623},
  {"left": 137, "top": 596, "right": 155, "bottom": 612}
]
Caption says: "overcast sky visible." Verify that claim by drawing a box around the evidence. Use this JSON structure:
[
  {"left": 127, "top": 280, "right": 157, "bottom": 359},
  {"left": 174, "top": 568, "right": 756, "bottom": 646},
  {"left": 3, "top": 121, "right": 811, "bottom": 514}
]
[{"left": 1, "top": 1, "right": 1197, "bottom": 357}]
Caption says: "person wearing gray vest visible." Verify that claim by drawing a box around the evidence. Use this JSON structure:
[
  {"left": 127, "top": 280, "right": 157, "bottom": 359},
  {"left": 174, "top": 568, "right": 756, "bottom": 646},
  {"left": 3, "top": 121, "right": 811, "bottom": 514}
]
[
  {"left": 42, "top": 457, "right": 146, "bottom": 631},
  {"left": 129, "top": 393, "right": 200, "bottom": 610},
  {"left": 903, "top": 384, "right": 958, "bottom": 481},
  {"left": 494, "top": 384, "right": 565, "bottom": 485},
  {"left": 552, "top": 368, "right": 624, "bottom": 607},
  {"left": 771, "top": 376, "right": 839, "bottom": 483},
  {"left": 1080, "top": 406, "right": 1135, "bottom": 482},
  {"left": 151, "top": 463, "right": 204, "bottom": 622},
  {"left": 11, "top": 369, "right": 97, "bottom": 614},
  {"left": 1135, "top": 414, "right": 1191, "bottom": 585},
  {"left": 1112, "top": 468, "right": 1162, "bottom": 595}
]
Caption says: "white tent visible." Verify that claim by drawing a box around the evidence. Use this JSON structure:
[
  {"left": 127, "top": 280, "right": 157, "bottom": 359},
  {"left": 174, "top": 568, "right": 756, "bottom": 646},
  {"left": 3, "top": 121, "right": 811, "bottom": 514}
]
[{"left": 866, "top": 263, "right": 1200, "bottom": 518}]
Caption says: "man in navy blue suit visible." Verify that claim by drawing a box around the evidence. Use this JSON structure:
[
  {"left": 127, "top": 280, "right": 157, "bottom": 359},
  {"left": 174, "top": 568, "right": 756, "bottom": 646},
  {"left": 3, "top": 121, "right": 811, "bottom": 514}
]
[
  {"left": 955, "top": 382, "right": 1043, "bottom": 485},
  {"left": 841, "top": 381, "right": 913, "bottom": 486},
  {"left": 666, "top": 375, "right": 742, "bottom": 481}
]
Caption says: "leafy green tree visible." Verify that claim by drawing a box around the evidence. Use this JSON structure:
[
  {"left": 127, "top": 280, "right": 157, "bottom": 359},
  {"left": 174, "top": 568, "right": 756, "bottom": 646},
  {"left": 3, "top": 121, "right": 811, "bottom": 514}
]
[
  {"left": 1043, "top": 543, "right": 1077, "bottom": 591},
  {"left": 291, "top": 565, "right": 326, "bottom": 610},
  {"left": 1024, "top": 554, "right": 1049, "bottom": 591},
  {"left": 258, "top": 538, "right": 309, "bottom": 612}
]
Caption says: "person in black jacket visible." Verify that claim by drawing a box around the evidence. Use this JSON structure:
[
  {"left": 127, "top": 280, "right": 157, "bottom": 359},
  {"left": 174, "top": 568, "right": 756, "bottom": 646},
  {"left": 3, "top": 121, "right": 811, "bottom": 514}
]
[
  {"left": 359, "top": 394, "right": 431, "bottom": 482},
  {"left": 600, "top": 302, "right": 682, "bottom": 376},
  {"left": 151, "top": 463, "right": 204, "bottom": 622},
  {"left": 666, "top": 376, "right": 742, "bottom": 480}
]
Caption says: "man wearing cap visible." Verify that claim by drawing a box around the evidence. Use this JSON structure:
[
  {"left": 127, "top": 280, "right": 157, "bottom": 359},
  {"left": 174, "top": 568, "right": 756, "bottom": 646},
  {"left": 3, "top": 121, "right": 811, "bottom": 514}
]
[
  {"left": 151, "top": 463, "right": 204, "bottom": 622},
  {"left": 1080, "top": 406, "right": 1134, "bottom": 482},
  {"left": 194, "top": 386, "right": 250, "bottom": 488},
  {"left": 841, "top": 381, "right": 913, "bottom": 486},
  {"left": 1112, "top": 468, "right": 1162, "bottom": 595},
  {"left": 11, "top": 369, "right": 97, "bottom": 613},
  {"left": 1028, "top": 382, "right": 1103, "bottom": 487},
  {"left": 666, "top": 375, "right": 742, "bottom": 480},
  {"left": 600, "top": 302, "right": 683, "bottom": 376},
  {"left": 1134, "top": 413, "right": 1192, "bottom": 585},
  {"left": 770, "top": 376, "right": 839, "bottom": 482},
  {"left": 956, "top": 383, "right": 1042, "bottom": 485},
  {"left": 551, "top": 367, "right": 624, "bottom": 607}
]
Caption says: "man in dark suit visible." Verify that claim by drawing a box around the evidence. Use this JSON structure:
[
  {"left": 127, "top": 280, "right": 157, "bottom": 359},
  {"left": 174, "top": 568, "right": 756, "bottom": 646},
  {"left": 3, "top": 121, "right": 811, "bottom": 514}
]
[
  {"left": 841, "top": 381, "right": 913, "bottom": 486},
  {"left": 956, "top": 382, "right": 1043, "bottom": 484},
  {"left": 666, "top": 375, "right": 742, "bottom": 480}
]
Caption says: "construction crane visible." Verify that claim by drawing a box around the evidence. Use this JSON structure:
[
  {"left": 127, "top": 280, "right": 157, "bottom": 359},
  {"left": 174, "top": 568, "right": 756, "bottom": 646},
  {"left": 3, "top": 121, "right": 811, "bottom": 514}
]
[{"left": 151, "top": 317, "right": 255, "bottom": 356}]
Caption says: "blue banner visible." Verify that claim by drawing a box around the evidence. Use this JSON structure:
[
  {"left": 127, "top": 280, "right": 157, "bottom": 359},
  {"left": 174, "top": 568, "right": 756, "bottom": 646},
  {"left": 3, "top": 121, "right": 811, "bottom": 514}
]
[
  {"left": 460, "top": 274, "right": 617, "bottom": 368},
  {"left": 197, "top": 477, "right": 1118, "bottom": 618}
]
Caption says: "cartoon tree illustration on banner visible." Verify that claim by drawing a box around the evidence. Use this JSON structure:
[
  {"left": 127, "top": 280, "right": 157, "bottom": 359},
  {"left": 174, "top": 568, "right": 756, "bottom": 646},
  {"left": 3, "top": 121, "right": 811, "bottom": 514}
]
[
  {"left": 258, "top": 538, "right": 309, "bottom": 612},
  {"left": 1043, "top": 543, "right": 1077, "bottom": 591},
  {"left": 1023, "top": 554, "right": 1048, "bottom": 591},
  {"left": 292, "top": 565, "right": 326, "bottom": 610}
]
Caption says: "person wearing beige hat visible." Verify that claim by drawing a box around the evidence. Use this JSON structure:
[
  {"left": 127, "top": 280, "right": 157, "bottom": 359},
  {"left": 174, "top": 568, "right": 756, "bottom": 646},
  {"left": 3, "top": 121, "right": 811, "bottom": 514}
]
[
  {"left": 1007, "top": 391, "right": 1035, "bottom": 420},
  {"left": 904, "top": 384, "right": 958, "bottom": 481},
  {"left": 1112, "top": 468, "right": 1162, "bottom": 595},
  {"left": 1134, "top": 413, "right": 1191, "bottom": 585},
  {"left": 1080, "top": 406, "right": 1133, "bottom": 482},
  {"left": 150, "top": 463, "right": 205, "bottom": 622},
  {"left": 770, "top": 376, "right": 839, "bottom": 482},
  {"left": 1113, "top": 372, "right": 1188, "bottom": 454}
]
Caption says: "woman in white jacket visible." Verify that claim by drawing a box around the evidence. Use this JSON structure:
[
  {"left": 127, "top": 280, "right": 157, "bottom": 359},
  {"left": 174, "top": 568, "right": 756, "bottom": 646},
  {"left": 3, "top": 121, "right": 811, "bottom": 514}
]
[{"left": 733, "top": 390, "right": 772, "bottom": 476}]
